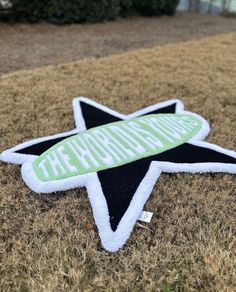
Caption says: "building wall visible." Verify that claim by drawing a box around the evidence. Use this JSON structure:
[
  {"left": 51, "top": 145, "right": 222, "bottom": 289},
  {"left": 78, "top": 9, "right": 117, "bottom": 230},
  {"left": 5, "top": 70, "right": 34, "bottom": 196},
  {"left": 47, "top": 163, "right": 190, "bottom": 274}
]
[{"left": 178, "top": 0, "right": 236, "bottom": 13}]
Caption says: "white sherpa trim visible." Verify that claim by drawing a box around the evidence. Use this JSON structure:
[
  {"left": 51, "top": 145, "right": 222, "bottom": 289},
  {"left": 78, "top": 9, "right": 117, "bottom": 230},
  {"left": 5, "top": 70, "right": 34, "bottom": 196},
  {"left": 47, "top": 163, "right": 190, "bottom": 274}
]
[
  {"left": 0, "top": 129, "right": 79, "bottom": 165},
  {"left": 86, "top": 166, "right": 162, "bottom": 252},
  {"left": 156, "top": 140, "right": 236, "bottom": 175}
]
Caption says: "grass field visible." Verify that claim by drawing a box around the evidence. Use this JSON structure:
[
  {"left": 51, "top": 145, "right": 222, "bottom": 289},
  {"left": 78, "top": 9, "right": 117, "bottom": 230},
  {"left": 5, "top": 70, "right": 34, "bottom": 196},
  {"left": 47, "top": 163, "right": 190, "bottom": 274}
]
[
  {"left": 1, "top": 13, "right": 236, "bottom": 75},
  {"left": 0, "top": 33, "right": 236, "bottom": 291}
]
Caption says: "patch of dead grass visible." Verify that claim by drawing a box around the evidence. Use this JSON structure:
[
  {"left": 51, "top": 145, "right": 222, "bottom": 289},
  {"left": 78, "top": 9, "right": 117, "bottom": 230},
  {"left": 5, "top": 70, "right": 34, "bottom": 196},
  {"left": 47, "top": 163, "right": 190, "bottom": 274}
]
[{"left": 0, "top": 33, "right": 236, "bottom": 291}]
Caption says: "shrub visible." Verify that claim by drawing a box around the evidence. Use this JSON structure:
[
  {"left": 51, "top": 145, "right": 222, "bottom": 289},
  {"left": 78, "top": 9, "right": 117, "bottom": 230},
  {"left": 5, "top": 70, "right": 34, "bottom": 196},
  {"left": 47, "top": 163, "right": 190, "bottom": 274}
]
[
  {"left": 133, "top": 0, "right": 179, "bottom": 16},
  {"left": 119, "top": 0, "right": 135, "bottom": 16},
  {"left": 10, "top": 0, "right": 120, "bottom": 23},
  {"left": 8, "top": 0, "right": 179, "bottom": 23}
]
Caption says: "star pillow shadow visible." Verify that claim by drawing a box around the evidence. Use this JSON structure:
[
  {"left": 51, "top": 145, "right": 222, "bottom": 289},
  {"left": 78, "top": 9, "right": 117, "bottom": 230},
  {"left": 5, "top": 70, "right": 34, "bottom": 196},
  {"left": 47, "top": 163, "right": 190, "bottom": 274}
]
[{"left": 1, "top": 97, "right": 236, "bottom": 252}]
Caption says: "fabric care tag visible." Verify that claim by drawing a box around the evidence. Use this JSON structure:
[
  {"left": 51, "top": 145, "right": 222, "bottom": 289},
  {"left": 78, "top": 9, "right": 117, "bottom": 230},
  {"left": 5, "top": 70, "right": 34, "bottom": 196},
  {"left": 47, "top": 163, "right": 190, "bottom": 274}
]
[
  {"left": 138, "top": 211, "right": 153, "bottom": 223},
  {"left": 1, "top": 97, "right": 236, "bottom": 253}
]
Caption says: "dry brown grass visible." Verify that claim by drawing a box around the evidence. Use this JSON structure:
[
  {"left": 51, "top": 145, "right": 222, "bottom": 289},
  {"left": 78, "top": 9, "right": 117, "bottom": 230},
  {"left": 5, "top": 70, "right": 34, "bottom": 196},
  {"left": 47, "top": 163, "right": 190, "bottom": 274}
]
[{"left": 0, "top": 33, "right": 236, "bottom": 291}]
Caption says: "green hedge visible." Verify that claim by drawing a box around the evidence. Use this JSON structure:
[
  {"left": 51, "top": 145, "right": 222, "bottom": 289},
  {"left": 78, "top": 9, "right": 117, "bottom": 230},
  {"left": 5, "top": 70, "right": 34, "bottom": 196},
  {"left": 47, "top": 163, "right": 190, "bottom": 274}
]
[
  {"left": 120, "top": 0, "right": 135, "bottom": 16},
  {"left": 10, "top": 0, "right": 120, "bottom": 23},
  {"left": 133, "top": 0, "right": 179, "bottom": 16},
  {"left": 8, "top": 0, "right": 179, "bottom": 23}
]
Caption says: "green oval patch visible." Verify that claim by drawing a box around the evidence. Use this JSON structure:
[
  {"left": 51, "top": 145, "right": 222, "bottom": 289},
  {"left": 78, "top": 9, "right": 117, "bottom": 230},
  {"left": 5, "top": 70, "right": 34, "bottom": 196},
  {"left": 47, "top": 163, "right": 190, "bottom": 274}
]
[{"left": 33, "top": 114, "right": 203, "bottom": 181}]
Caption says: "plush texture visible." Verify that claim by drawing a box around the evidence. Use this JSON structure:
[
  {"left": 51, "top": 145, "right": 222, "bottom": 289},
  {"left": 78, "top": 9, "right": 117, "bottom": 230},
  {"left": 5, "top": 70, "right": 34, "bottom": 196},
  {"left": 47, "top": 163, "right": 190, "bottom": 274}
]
[{"left": 1, "top": 97, "right": 235, "bottom": 252}]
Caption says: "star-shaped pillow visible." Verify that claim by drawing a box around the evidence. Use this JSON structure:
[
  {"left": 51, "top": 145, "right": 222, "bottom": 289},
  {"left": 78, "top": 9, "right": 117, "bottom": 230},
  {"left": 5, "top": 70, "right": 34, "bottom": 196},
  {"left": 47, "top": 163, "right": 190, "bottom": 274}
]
[{"left": 1, "top": 97, "right": 235, "bottom": 252}]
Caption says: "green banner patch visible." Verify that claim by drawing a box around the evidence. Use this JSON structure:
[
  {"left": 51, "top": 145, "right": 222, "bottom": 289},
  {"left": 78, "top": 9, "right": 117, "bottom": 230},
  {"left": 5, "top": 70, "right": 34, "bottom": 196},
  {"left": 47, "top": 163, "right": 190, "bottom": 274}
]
[{"left": 33, "top": 114, "right": 203, "bottom": 181}]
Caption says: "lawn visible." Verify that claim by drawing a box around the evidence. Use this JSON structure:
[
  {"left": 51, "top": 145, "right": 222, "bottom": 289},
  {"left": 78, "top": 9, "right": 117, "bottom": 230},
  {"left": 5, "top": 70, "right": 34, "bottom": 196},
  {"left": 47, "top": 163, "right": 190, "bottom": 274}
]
[
  {"left": 1, "top": 12, "right": 236, "bottom": 75},
  {"left": 0, "top": 32, "right": 236, "bottom": 291}
]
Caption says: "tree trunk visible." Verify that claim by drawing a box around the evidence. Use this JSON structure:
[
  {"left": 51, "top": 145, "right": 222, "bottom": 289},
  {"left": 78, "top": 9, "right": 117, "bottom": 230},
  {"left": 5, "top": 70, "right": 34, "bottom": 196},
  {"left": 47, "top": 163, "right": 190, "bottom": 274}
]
[
  {"left": 227, "top": 0, "right": 232, "bottom": 12},
  {"left": 208, "top": 0, "right": 213, "bottom": 14},
  {"left": 196, "top": 0, "right": 200, "bottom": 12},
  {"left": 222, "top": 0, "right": 227, "bottom": 13},
  {"left": 188, "top": 0, "right": 193, "bottom": 11}
]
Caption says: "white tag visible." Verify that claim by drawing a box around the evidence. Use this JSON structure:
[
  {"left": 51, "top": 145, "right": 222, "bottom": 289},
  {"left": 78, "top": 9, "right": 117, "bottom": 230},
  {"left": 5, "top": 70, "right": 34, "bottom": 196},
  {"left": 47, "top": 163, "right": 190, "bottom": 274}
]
[{"left": 138, "top": 211, "right": 153, "bottom": 223}]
